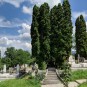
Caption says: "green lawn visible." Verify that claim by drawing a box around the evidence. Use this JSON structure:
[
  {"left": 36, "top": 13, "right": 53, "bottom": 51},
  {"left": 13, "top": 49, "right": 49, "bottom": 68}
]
[
  {"left": 78, "top": 82, "right": 87, "bottom": 87},
  {"left": 70, "top": 70, "right": 87, "bottom": 81},
  {"left": 0, "top": 79, "right": 41, "bottom": 87}
]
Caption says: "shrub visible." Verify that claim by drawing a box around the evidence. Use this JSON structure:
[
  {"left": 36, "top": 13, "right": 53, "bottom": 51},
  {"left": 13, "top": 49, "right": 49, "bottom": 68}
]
[
  {"left": 39, "top": 61, "right": 47, "bottom": 70},
  {"left": 35, "top": 73, "right": 45, "bottom": 81}
]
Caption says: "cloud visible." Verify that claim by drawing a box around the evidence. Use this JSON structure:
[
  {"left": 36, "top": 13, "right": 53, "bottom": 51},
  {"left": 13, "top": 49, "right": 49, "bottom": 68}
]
[
  {"left": 18, "top": 23, "right": 31, "bottom": 40},
  {"left": 29, "top": 0, "right": 61, "bottom": 8},
  {"left": 0, "top": 16, "right": 29, "bottom": 28},
  {"left": 0, "top": 36, "right": 31, "bottom": 57},
  {"left": 0, "top": 0, "right": 25, "bottom": 8},
  {"left": 72, "top": 11, "right": 87, "bottom": 19},
  {"left": 22, "top": 6, "right": 32, "bottom": 15},
  {"left": 0, "top": 23, "right": 31, "bottom": 57}
]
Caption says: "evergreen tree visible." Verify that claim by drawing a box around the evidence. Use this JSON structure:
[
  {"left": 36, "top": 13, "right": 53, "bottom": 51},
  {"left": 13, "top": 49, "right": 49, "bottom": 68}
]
[
  {"left": 39, "top": 3, "right": 50, "bottom": 64},
  {"left": 62, "top": 0, "right": 72, "bottom": 60},
  {"left": 50, "top": 4, "right": 64, "bottom": 67},
  {"left": 56, "top": 4, "right": 64, "bottom": 66},
  {"left": 50, "top": 6, "right": 58, "bottom": 64},
  {"left": 31, "top": 5, "right": 40, "bottom": 60},
  {"left": 75, "top": 15, "right": 87, "bottom": 58}
]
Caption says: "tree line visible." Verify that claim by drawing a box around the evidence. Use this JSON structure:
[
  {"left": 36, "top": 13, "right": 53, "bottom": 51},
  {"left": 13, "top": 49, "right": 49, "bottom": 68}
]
[
  {"left": 31, "top": 0, "right": 72, "bottom": 69},
  {"left": 0, "top": 47, "right": 32, "bottom": 69}
]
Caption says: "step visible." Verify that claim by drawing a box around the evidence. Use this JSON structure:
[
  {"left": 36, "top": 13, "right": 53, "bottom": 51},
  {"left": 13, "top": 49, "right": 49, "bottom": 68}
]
[
  {"left": 42, "top": 81, "right": 59, "bottom": 85},
  {"left": 45, "top": 77, "right": 58, "bottom": 80},
  {"left": 42, "top": 84, "right": 64, "bottom": 87}
]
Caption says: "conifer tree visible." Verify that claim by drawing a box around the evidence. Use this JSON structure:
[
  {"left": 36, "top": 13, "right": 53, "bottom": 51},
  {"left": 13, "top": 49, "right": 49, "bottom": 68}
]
[
  {"left": 62, "top": 0, "right": 72, "bottom": 60},
  {"left": 50, "top": 6, "right": 58, "bottom": 64},
  {"left": 31, "top": 5, "right": 40, "bottom": 60},
  {"left": 75, "top": 15, "right": 87, "bottom": 58},
  {"left": 39, "top": 3, "right": 51, "bottom": 64},
  {"left": 56, "top": 4, "right": 64, "bottom": 66}
]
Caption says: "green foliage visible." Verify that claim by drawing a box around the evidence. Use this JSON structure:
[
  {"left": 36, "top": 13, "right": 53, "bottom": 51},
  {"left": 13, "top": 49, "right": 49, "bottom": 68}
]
[
  {"left": 62, "top": 0, "right": 73, "bottom": 59},
  {"left": 39, "top": 3, "right": 50, "bottom": 63},
  {"left": 1, "top": 57, "right": 11, "bottom": 68},
  {"left": 70, "top": 70, "right": 87, "bottom": 81},
  {"left": 31, "top": 5, "right": 40, "bottom": 60},
  {"left": 62, "top": 62, "right": 71, "bottom": 83},
  {"left": 3, "top": 47, "right": 31, "bottom": 67},
  {"left": 31, "top": 0, "right": 72, "bottom": 67},
  {"left": 0, "top": 58, "right": 3, "bottom": 70},
  {"left": 78, "top": 82, "right": 87, "bottom": 87},
  {"left": 75, "top": 15, "right": 87, "bottom": 58},
  {"left": 50, "top": 4, "right": 64, "bottom": 66},
  {"left": 0, "top": 79, "right": 41, "bottom": 87},
  {"left": 39, "top": 61, "right": 47, "bottom": 70},
  {"left": 35, "top": 73, "right": 45, "bottom": 81}
]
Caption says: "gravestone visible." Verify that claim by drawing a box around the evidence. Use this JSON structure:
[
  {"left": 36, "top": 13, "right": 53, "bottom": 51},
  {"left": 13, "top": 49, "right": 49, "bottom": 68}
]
[
  {"left": 69, "top": 55, "right": 75, "bottom": 64},
  {"left": 78, "top": 54, "right": 80, "bottom": 63},
  {"left": 3, "top": 64, "right": 6, "bottom": 73},
  {"left": 16, "top": 64, "right": 20, "bottom": 74}
]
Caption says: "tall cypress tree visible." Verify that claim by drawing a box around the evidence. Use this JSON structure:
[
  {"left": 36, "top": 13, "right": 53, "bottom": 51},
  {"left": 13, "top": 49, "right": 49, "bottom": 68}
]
[
  {"left": 50, "top": 4, "right": 65, "bottom": 67},
  {"left": 75, "top": 15, "right": 87, "bottom": 58},
  {"left": 50, "top": 6, "right": 58, "bottom": 64},
  {"left": 39, "top": 3, "right": 50, "bottom": 64},
  {"left": 62, "top": 0, "right": 72, "bottom": 60},
  {"left": 31, "top": 5, "right": 40, "bottom": 60},
  {"left": 56, "top": 4, "right": 64, "bottom": 66}
]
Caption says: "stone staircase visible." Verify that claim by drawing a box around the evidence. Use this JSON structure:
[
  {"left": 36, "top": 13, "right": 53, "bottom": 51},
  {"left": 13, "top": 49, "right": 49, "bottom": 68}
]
[{"left": 42, "top": 68, "right": 62, "bottom": 85}]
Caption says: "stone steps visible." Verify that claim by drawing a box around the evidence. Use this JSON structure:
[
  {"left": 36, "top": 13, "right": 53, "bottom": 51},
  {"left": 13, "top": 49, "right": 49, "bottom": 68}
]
[{"left": 42, "top": 68, "right": 62, "bottom": 85}]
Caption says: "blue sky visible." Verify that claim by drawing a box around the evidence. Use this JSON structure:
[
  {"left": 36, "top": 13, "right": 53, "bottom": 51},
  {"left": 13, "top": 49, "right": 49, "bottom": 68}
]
[{"left": 0, "top": 0, "right": 87, "bottom": 56}]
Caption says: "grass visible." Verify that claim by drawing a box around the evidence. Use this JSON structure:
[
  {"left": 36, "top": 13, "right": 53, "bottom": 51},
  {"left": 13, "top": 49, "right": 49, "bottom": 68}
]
[
  {"left": 78, "top": 82, "right": 87, "bottom": 87},
  {"left": 0, "top": 77, "right": 41, "bottom": 87},
  {"left": 70, "top": 70, "right": 87, "bottom": 81}
]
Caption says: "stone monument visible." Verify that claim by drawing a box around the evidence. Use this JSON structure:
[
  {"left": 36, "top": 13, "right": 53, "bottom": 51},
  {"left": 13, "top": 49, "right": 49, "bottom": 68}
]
[{"left": 3, "top": 64, "right": 6, "bottom": 73}]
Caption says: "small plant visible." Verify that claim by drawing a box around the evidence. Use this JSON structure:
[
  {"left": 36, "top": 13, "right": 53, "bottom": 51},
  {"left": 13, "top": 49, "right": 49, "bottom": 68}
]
[
  {"left": 39, "top": 61, "right": 47, "bottom": 70},
  {"left": 62, "top": 62, "right": 71, "bottom": 86},
  {"left": 35, "top": 73, "right": 45, "bottom": 81}
]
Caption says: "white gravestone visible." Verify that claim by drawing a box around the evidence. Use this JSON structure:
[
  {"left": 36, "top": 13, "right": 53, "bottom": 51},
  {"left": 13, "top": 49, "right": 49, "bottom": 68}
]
[
  {"left": 3, "top": 64, "right": 6, "bottom": 73},
  {"left": 16, "top": 64, "right": 20, "bottom": 74}
]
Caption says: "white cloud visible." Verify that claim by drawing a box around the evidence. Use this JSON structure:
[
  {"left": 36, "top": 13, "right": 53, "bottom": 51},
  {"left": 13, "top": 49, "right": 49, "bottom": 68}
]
[
  {"left": 72, "top": 11, "right": 87, "bottom": 19},
  {"left": 0, "top": 23, "right": 31, "bottom": 57},
  {"left": 30, "top": 0, "right": 61, "bottom": 8},
  {"left": 18, "top": 23, "right": 31, "bottom": 33},
  {"left": 0, "top": 36, "right": 31, "bottom": 57},
  {"left": 18, "top": 23, "right": 31, "bottom": 40},
  {"left": 23, "top": 6, "right": 32, "bottom": 15},
  {"left": 0, "top": 16, "right": 29, "bottom": 28},
  {"left": 0, "top": 0, "right": 25, "bottom": 8}
]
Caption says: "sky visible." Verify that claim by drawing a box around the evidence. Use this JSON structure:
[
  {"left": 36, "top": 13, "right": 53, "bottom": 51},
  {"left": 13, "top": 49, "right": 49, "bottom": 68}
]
[{"left": 0, "top": 0, "right": 87, "bottom": 57}]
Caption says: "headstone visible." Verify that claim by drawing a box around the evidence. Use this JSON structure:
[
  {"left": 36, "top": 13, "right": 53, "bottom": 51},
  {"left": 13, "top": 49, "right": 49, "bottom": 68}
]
[
  {"left": 25, "top": 64, "right": 28, "bottom": 68},
  {"left": 78, "top": 54, "right": 80, "bottom": 62},
  {"left": 69, "top": 55, "right": 75, "bottom": 64},
  {"left": 16, "top": 64, "right": 20, "bottom": 74},
  {"left": 3, "top": 64, "right": 6, "bottom": 73}
]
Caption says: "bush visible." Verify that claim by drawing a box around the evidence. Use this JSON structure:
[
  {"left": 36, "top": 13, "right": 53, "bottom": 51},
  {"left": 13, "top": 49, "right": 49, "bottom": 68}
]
[
  {"left": 61, "top": 62, "right": 71, "bottom": 83},
  {"left": 35, "top": 73, "right": 45, "bottom": 81},
  {"left": 39, "top": 61, "right": 47, "bottom": 70}
]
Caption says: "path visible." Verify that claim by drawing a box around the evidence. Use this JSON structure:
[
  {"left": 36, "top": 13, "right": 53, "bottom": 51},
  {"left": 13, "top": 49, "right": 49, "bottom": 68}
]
[{"left": 42, "top": 68, "right": 64, "bottom": 87}]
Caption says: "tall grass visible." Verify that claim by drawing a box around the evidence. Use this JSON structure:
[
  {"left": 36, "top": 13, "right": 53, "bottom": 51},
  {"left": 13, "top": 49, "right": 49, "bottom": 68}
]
[
  {"left": 78, "top": 82, "right": 87, "bottom": 87},
  {"left": 70, "top": 70, "right": 87, "bottom": 81},
  {"left": 0, "top": 79, "right": 41, "bottom": 87}
]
